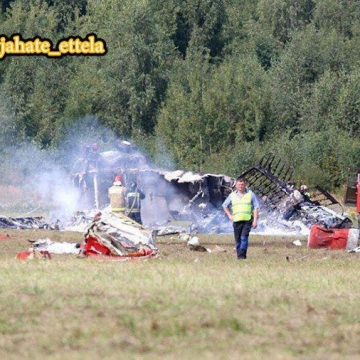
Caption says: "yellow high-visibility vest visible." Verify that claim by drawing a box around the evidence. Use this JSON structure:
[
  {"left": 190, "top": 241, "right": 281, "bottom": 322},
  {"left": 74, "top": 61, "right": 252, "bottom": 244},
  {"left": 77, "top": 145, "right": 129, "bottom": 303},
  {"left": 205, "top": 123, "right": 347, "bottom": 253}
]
[{"left": 230, "top": 191, "right": 252, "bottom": 221}]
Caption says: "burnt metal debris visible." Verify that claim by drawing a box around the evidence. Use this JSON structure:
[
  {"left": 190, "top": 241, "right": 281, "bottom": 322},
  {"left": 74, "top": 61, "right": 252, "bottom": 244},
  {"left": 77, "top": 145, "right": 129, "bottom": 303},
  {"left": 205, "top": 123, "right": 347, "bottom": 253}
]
[
  {"left": 67, "top": 147, "right": 352, "bottom": 233},
  {"left": 238, "top": 154, "right": 352, "bottom": 229},
  {"left": 238, "top": 154, "right": 342, "bottom": 210},
  {"left": 3, "top": 146, "right": 351, "bottom": 233},
  {"left": 238, "top": 153, "right": 295, "bottom": 210},
  {"left": 0, "top": 215, "right": 59, "bottom": 230},
  {"left": 69, "top": 141, "right": 234, "bottom": 230}
]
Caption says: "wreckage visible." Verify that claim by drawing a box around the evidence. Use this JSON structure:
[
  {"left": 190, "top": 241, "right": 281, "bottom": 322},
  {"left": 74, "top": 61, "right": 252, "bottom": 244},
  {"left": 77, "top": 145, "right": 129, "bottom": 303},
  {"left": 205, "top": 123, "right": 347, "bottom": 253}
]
[
  {"left": 237, "top": 154, "right": 353, "bottom": 230},
  {"left": 9, "top": 144, "right": 358, "bottom": 260},
  {"left": 17, "top": 210, "right": 158, "bottom": 261},
  {"left": 68, "top": 144, "right": 352, "bottom": 233},
  {"left": 70, "top": 141, "right": 234, "bottom": 232},
  {"left": 0, "top": 144, "right": 350, "bottom": 234},
  {"left": 80, "top": 211, "right": 157, "bottom": 260},
  {"left": 0, "top": 215, "right": 59, "bottom": 230}
]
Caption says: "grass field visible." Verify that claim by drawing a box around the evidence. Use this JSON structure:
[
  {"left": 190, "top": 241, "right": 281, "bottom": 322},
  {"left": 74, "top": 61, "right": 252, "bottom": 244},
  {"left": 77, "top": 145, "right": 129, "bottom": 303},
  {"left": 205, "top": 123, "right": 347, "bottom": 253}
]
[{"left": 0, "top": 228, "right": 360, "bottom": 359}]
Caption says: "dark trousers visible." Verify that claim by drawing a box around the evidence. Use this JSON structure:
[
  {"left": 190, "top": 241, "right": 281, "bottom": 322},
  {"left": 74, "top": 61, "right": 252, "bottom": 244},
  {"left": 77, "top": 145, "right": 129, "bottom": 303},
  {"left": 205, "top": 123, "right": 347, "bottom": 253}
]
[
  {"left": 233, "top": 220, "right": 252, "bottom": 259},
  {"left": 129, "top": 212, "right": 142, "bottom": 224}
]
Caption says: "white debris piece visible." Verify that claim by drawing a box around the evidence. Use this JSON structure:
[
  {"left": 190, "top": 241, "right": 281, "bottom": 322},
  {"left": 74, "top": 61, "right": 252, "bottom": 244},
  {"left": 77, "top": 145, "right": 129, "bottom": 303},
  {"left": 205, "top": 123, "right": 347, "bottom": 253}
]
[
  {"left": 188, "top": 236, "right": 200, "bottom": 246},
  {"left": 32, "top": 238, "right": 80, "bottom": 254},
  {"left": 178, "top": 234, "right": 191, "bottom": 242}
]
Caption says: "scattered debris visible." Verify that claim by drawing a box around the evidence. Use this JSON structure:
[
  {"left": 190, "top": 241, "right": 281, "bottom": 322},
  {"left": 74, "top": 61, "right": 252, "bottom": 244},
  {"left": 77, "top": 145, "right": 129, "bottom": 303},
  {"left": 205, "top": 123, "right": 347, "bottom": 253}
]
[
  {"left": 187, "top": 236, "right": 200, "bottom": 246},
  {"left": 0, "top": 215, "right": 58, "bottom": 230},
  {"left": 5, "top": 150, "right": 355, "bottom": 249},
  {"left": 64, "top": 210, "right": 97, "bottom": 232},
  {"left": 29, "top": 238, "right": 80, "bottom": 254},
  {"left": 211, "top": 245, "right": 226, "bottom": 253},
  {"left": 238, "top": 154, "right": 352, "bottom": 230},
  {"left": 80, "top": 211, "right": 158, "bottom": 260},
  {"left": 188, "top": 244, "right": 209, "bottom": 252},
  {"left": 308, "top": 225, "right": 359, "bottom": 250},
  {"left": 16, "top": 249, "right": 52, "bottom": 260},
  {"left": 186, "top": 236, "right": 215, "bottom": 253},
  {"left": 154, "top": 225, "right": 193, "bottom": 236},
  {"left": 16, "top": 210, "right": 158, "bottom": 262},
  {"left": 177, "top": 233, "right": 191, "bottom": 242}
]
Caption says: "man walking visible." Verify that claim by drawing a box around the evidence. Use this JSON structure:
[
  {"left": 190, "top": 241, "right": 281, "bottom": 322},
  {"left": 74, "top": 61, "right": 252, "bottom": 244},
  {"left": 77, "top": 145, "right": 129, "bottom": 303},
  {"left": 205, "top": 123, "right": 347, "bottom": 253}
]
[{"left": 223, "top": 177, "right": 260, "bottom": 259}]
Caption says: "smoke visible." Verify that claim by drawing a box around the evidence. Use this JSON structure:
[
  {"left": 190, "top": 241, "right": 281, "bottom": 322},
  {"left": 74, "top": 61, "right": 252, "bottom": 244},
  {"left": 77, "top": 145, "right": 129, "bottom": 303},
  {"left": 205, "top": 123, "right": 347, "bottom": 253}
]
[
  {"left": 0, "top": 110, "right": 313, "bottom": 236},
  {"left": 153, "top": 137, "right": 176, "bottom": 170},
  {"left": 57, "top": 115, "right": 119, "bottom": 166},
  {"left": 32, "top": 167, "right": 80, "bottom": 220},
  {"left": 0, "top": 142, "right": 79, "bottom": 218},
  {"left": 0, "top": 116, "right": 122, "bottom": 218}
]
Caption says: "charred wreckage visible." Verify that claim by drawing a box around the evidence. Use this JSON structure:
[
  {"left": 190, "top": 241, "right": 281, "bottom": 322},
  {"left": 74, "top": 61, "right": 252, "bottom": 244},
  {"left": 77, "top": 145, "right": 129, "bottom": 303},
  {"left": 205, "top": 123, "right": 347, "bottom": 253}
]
[
  {"left": 66, "top": 142, "right": 352, "bottom": 234},
  {"left": 2, "top": 143, "right": 352, "bottom": 234}
]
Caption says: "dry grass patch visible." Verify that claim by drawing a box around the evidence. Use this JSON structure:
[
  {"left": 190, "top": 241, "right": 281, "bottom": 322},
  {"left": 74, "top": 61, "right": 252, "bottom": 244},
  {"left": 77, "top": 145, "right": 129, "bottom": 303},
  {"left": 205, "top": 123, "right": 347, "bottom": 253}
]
[{"left": 0, "top": 229, "right": 360, "bottom": 359}]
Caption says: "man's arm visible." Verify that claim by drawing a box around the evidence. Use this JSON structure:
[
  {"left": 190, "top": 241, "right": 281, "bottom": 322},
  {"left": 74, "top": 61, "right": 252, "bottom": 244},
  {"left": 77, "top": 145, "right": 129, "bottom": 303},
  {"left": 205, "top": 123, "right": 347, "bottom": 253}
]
[
  {"left": 251, "top": 192, "right": 260, "bottom": 229},
  {"left": 222, "top": 195, "right": 233, "bottom": 221},
  {"left": 252, "top": 208, "right": 259, "bottom": 229},
  {"left": 223, "top": 206, "right": 233, "bottom": 221}
]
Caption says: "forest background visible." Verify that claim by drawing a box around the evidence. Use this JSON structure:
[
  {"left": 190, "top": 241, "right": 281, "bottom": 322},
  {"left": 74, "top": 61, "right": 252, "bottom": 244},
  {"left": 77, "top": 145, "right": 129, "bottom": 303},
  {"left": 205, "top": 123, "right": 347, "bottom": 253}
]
[{"left": 1, "top": 0, "right": 360, "bottom": 195}]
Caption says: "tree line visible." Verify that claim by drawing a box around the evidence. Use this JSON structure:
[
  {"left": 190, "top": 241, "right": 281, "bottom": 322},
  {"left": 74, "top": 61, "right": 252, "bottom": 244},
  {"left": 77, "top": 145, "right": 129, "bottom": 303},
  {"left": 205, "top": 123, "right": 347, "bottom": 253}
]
[{"left": 1, "top": 0, "right": 360, "bottom": 190}]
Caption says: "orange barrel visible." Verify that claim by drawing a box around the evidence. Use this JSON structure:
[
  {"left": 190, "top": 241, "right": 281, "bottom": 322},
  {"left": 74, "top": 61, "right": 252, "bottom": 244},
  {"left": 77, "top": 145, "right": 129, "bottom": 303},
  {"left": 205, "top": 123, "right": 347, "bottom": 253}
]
[{"left": 308, "top": 225, "right": 359, "bottom": 250}]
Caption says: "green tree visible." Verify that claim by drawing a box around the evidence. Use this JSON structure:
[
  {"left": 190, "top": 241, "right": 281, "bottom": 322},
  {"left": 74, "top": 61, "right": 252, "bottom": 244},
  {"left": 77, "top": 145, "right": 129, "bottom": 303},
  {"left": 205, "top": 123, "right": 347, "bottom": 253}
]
[
  {"left": 256, "top": 0, "right": 315, "bottom": 44},
  {"left": 335, "top": 68, "right": 360, "bottom": 137},
  {"left": 300, "top": 69, "right": 342, "bottom": 133},
  {"left": 267, "top": 26, "right": 349, "bottom": 137},
  {"left": 62, "top": 0, "right": 175, "bottom": 139},
  {"left": 156, "top": 47, "right": 268, "bottom": 170},
  {"left": 0, "top": 0, "right": 76, "bottom": 147},
  {"left": 156, "top": 48, "right": 211, "bottom": 169},
  {"left": 312, "top": 0, "right": 360, "bottom": 39},
  {"left": 151, "top": 0, "right": 228, "bottom": 60}
]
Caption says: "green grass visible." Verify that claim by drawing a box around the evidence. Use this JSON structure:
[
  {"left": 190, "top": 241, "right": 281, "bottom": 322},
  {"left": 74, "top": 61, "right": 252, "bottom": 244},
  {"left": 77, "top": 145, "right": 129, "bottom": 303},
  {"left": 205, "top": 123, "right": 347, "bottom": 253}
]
[{"left": 0, "top": 229, "right": 360, "bottom": 359}]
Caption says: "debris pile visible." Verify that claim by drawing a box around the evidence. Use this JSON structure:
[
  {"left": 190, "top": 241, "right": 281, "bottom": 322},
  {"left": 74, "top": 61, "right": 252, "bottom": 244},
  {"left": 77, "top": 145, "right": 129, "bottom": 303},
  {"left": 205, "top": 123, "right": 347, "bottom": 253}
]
[
  {"left": 0, "top": 215, "right": 58, "bottom": 230},
  {"left": 238, "top": 154, "right": 352, "bottom": 230},
  {"left": 80, "top": 211, "right": 158, "bottom": 260},
  {"left": 16, "top": 211, "right": 158, "bottom": 261},
  {"left": 4, "top": 147, "right": 354, "bottom": 240}
]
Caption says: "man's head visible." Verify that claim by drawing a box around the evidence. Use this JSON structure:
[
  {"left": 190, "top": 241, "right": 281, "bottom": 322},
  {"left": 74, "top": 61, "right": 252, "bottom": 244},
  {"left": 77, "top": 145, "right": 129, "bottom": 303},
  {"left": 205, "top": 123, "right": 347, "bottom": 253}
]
[
  {"left": 300, "top": 185, "right": 308, "bottom": 193},
  {"left": 235, "top": 177, "right": 247, "bottom": 193}
]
